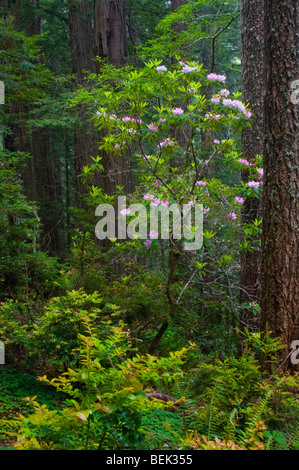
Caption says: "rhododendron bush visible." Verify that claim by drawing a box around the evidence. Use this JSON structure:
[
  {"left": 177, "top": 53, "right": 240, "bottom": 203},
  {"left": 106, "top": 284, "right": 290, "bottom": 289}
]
[{"left": 74, "top": 59, "right": 263, "bottom": 351}]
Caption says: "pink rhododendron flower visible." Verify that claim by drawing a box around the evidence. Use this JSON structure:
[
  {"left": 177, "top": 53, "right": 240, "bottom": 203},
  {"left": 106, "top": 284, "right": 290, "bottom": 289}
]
[
  {"left": 229, "top": 212, "right": 237, "bottom": 220},
  {"left": 220, "top": 88, "right": 230, "bottom": 97},
  {"left": 204, "top": 207, "right": 210, "bottom": 214},
  {"left": 235, "top": 196, "right": 244, "bottom": 205},
  {"left": 148, "top": 124, "right": 158, "bottom": 132},
  {"left": 149, "top": 230, "right": 159, "bottom": 239},
  {"left": 157, "top": 138, "right": 174, "bottom": 149},
  {"left": 143, "top": 193, "right": 154, "bottom": 201},
  {"left": 247, "top": 181, "right": 260, "bottom": 189},
  {"left": 156, "top": 65, "right": 167, "bottom": 73},
  {"left": 213, "top": 139, "right": 220, "bottom": 144},
  {"left": 109, "top": 114, "right": 117, "bottom": 120},
  {"left": 130, "top": 118, "right": 142, "bottom": 123},
  {"left": 122, "top": 116, "right": 131, "bottom": 122},
  {"left": 172, "top": 107, "right": 184, "bottom": 115},
  {"left": 182, "top": 65, "right": 198, "bottom": 73},
  {"left": 161, "top": 200, "right": 169, "bottom": 207},
  {"left": 205, "top": 191, "right": 210, "bottom": 197},
  {"left": 239, "top": 158, "right": 250, "bottom": 165},
  {"left": 120, "top": 208, "right": 131, "bottom": 216},
  {"left": 152, "top": 180, "right": 163, "bottom": 188},
  {"left": 188, "top": 88, "right": 196, "bottom": 94},
  {"left": 207, "top": 73, "right": 226, "bottom": 83},
  {"left": 205, "top": 113, "right": 221, "bottom": 120},
  {"left": 211, "top": 95, "right": 221, "bottom": 105},
  {"left": 159, "top": 118, "right": 166, "bottom": 123},
  {"left": 144, "top": 240, "right": 153, "bottom": 248},
  {"left": 196, "top": 180, "right": 207, "bottom": 187},
  {"left": 115, "top": 141, "right": 126, "bottom": 151},
  {"left": 257, "top": 168, "right": 264, "bottom": 178},
  {"left": 128, "top": 128, "right": 136, "bottom": 134},
  {"left": 151, "top": 198, "right": 161, "bottom": 207},
  {"left": 188, "top": 200, "right": 196, "bottom": 206}
]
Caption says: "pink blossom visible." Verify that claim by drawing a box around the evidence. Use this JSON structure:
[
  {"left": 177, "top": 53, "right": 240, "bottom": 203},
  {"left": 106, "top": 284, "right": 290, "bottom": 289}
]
[
  {"left": 196, "top": 180, "right": 207, "bottom": 187},
  {"left": 235, "top": 196, "right": 244, "bottom": 205},
  {"left": 161, "top": 199, "right": 170, "bottom": 207},
  {"left": 156, "top": 65, "right": 167, "bottom": 73},
  {"left": 247, "top": 181, "right": 260, "bottom": 189},
  {"left": 205, "top": 191, "right": 210, "bottom": 197},
  {"left": 243, "top": 110, "right": 252, "bottom": 118},
  {"left": 204, "top": 207, "right": 210, "bottom": 214},
  {"left": 120, "top": 208, "right": 131, "bottom": 216},
  {"left": 157, "top": 138, "right": 174, "bottom": 149},
  {"left": 220, "top": 88, "right": 230, "bottom": 97},
  {"left": 205, "top": 113, "right": 221, "bottom": 120},
  {"left": 211, "top": 95, "right": 221, "bottom": 105},
  {"left": 115, "top": 142, "right": 126, "bottom": 151},
  {"left": 128, "top": 128, "right": 136, "bottom": 134},
  {"left": 222, "top": 98, "right": 234, "bottom": 108},
  {"left": 109, "top": 114, "right": 117, "bottom": 120},
  {"left": 148, "top": 124, "right": 158, "bottom": 132},
  {"left": 130, "top": 117, "right": 142, "bottom": 123},
  {"left": 239, "top": 158, "right": 250, "bottom": 165},
  {"left": 172, "top": 107, "right": 184, "bottom": 115},
  {"left": 207, "top": 73, "right": 226, "bottom": 83},
  {"left": 182, "top": 65, "right": 198, "bottom": 73},
  {"left": 229, "top": 212, "right": 237, "bottom": 220},
  {"left": 151, "top": 198, "right": 161, "bottom": 207},
  {"left": 213, "top": 139, "right": 220, "bottom": 144},
  {"left": 188, "top": 88, "right": 196, "bottom": 94},
  {"left": 152, "top": 180, "right": 163, "bottom": 188},
  {"left": 188, "top": 200, "right": 196, "bottom": 206},
  {"left": 149, "top": 230, "right": 159, "bottom": 239},
  {"left": 257, "top": 168, "right": 264, "bottom": 178},
  {"left": 143, "top": 193, "right": 154, "bottom": 201},
  {"left": 144, "top": 240, "right": 153, "bottom": 249},
  {"left": 232, "top": 99, "right": 246, "bottom": 112},
  {"left": 122, "top": 116, "right": 131, "bottom": 122},
  {"left": 159, "top": 118, "right": 166, "bottom": 123}
]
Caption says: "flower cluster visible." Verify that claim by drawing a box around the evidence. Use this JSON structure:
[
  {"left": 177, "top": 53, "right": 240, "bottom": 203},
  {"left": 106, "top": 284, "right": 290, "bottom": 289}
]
[
  {"left": 157, "top": 138, "right": 175, "bottom": 149},
  {"left": 247, "top": 181, "right": 260, "bottom": 189},
  {"left": 148, "top": 123, "right": 158, "bottom": 132},
  {"left": 207, "top": 73, "right": 226, "bottom": 83},
  {"left": 205, "top": 112, "right": 221, "bottom": 120},
  {"left": 172, "top": 107, "right": 184, "bottom": 115},
  {"left": 235, "top": 196, "right": 244, "bottom": 205}
]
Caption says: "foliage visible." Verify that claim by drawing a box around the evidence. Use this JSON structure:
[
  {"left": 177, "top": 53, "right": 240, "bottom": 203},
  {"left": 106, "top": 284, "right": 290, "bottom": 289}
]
[{"left": 8, "top": 322, "right": 192, "bottom": 450}]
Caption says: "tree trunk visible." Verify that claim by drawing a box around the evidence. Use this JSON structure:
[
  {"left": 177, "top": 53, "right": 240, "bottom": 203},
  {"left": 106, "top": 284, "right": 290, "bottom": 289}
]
[
  {"left": 94, "top": 0, "right": 131, "bottom": 196},
  {"left": 240, "top": 0, "right": 264, "bottom": 328},
  {"left": 68, "top": 0, "right": 99, "bottom": 207},
  {"left": 261, "top": 0, "right": 299, "bottom": 372},
  {"left": 94, "top": 0, "right": 127, "bottom": 68}
]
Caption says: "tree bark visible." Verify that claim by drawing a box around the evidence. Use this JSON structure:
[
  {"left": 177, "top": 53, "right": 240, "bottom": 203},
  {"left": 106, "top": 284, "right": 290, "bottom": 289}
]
[
  {"left": 94, "top": 0, "right": 131, "bottom": 196},
  {"left": 94, "top": 0, "right": 127, "bottom": 68},
  {"left": 68, "top": 0, "right": 99, "bottom": 207},
  {"left": 261, "top": 0, "right": 299, "bottom": 372},
  {"left": 240, "top": 0, "right": 264, "bottom": 327}
]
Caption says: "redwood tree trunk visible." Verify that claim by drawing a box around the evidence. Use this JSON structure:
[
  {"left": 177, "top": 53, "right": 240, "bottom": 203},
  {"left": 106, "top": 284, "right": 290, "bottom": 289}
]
[
  {"left": 240, "top": 0, "right": 264, "bottom": 327},
  {"left": 261, "top": 0, "right": 299, "bottom": 372},
  {"left": 68, "top": 0, "right": 99, "bottom": 207},
  {"left": 94, "top": 0, "right": 127, "bottom": 68},
  {"left": 94, "top": 0, "right": 131, "bottom": 195}
]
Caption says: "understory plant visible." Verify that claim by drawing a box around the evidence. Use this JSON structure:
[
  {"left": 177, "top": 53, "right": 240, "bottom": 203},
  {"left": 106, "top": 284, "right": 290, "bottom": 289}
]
[{"left": 7, "top": 320, "right": 192, "bottom": 450}]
